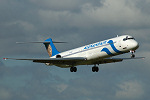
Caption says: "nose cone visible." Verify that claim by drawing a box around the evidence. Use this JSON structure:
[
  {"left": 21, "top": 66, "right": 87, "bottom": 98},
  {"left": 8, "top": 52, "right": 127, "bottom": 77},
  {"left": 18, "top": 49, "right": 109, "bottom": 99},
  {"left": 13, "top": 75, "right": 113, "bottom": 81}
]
[{"left": 132, "top": 41, "right": 139, "bottom": 50}]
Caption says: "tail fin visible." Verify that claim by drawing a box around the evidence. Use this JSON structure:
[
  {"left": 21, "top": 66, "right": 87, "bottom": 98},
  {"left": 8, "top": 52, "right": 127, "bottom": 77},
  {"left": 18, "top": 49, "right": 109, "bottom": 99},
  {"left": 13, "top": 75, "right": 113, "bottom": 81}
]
[{"left": 44, "top": 38, "right": 60, "bottom": 57}]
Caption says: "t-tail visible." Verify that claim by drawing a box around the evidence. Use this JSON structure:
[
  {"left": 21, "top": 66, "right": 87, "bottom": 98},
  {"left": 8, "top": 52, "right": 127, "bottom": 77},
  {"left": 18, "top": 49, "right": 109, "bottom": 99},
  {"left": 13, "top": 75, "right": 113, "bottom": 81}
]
[
  {"left": 44, "top": 38, "right": 60, "bottom": 57},
  {"left": 15, "top": 38, "right": 66, "bottom": 57}
]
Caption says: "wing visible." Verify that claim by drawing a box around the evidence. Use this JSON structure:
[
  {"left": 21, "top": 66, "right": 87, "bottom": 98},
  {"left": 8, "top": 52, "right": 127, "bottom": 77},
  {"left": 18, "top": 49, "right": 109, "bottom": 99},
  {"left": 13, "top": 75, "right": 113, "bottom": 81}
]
[
  {"left": 93, "top": 57, "right": 145, "bottom": 64},
  {"left": 3, "top": 57, "right": 145, "bottom": 67},
  {"left": 3, "top": 57, "right": 86, "bottom": 67}
]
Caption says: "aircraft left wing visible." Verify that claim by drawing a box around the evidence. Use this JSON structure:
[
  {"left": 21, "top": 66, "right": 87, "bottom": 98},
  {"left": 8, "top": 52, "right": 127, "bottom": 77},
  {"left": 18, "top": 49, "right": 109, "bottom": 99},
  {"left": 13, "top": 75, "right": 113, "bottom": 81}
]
[{"left": 3, "top": 57, "right": 86, "bottom": 65}]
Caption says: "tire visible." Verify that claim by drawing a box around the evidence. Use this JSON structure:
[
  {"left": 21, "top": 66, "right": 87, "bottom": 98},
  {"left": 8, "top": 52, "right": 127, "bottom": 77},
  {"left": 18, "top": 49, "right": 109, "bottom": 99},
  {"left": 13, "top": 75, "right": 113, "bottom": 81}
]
[
  {"left": 70, "top": 67, "right": 77, "bottom": 72},
  {"left": 96, "top": 67, "right": 99, "bottom": 72}
]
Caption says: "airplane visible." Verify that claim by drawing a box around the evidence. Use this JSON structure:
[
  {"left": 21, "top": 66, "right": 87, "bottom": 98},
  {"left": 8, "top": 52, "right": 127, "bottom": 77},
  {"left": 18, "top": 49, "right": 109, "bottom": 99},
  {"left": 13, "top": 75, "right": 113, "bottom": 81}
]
[{"left": 3, "top": 35, "right": 144, "bottom": 72}]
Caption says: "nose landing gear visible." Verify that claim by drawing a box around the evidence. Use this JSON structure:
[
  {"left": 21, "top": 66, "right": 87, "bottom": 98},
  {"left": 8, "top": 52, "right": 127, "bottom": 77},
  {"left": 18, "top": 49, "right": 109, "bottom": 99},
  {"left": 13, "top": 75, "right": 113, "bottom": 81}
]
[{"left": 130, "top": 50, "right": 135, "bottom": 58}]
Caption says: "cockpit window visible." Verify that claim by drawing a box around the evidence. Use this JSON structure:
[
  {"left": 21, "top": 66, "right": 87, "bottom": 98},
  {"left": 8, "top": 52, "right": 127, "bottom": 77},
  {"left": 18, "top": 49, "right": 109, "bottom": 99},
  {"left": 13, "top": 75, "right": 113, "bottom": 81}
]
[
  {"left": 123, "top": 36, "right": 135, "bottom": 41},
  {"left": 123, "top": 38, "right": 127, "bottom": 41},
  {"left": 128, "top": 37, "right": 135, "bottom": 39}
]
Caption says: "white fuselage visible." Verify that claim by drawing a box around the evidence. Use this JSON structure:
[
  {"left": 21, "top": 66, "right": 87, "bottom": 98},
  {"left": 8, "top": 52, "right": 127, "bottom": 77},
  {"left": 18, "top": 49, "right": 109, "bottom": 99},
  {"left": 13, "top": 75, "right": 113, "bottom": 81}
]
[{"left": 52, "top": 35, "right": 139, "bottom": 61}]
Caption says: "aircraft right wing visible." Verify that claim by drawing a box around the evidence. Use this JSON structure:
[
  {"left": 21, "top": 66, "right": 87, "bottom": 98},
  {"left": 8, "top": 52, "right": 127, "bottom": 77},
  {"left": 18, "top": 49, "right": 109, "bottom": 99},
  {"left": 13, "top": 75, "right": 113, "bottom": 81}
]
[{"left": 92, "top": 57, "right": 145, "bottom": 64}]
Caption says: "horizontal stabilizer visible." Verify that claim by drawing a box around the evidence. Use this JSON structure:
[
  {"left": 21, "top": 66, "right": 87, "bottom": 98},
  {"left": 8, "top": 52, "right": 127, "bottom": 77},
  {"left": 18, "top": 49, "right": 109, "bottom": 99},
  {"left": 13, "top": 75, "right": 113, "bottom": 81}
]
[
  {"left": 3, "top": 57, "right": 86, "bottom": 61},
  {"left": 16, "top": 41, "right": 67, "bottom": 44}
]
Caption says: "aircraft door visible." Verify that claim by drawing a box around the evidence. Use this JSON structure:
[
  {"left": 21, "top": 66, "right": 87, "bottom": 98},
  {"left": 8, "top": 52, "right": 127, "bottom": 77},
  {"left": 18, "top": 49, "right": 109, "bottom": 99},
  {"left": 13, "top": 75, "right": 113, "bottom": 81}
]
[{"left": 119, "top": 39, "right": 128, "bottom": 50}]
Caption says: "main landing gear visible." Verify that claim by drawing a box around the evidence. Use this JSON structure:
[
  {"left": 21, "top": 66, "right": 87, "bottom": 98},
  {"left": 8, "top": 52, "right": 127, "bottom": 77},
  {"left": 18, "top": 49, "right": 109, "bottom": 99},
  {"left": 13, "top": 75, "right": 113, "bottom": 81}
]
[
  {"left": 92, "top": 65, "right": 99, "bottom": 72},
  {"left": 70, "top": 67, "right": 77, "bottom": 72},
  {"left": 130, "top": 50, "right": 135, "bottom": 58},
  {"left": 70, "top": 65, "right": 99, "bottom": 72}
]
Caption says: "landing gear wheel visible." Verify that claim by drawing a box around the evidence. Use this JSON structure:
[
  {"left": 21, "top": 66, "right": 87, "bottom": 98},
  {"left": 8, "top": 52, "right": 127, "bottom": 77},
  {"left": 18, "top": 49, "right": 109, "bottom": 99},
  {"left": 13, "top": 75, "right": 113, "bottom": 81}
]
[
  {"left": 131, "top": 54, "right": 135, "bottom": 58},
  {"left": 74, "top": 67, "right": 77, "bottom": 72},
  {"left": 70, "top": 67, "right": 73, "bottom": 72},
  {"left": 70, "top": 67, "right": 77, "bottom": 72},
  {"left": 92, "top": 66, "right": 99, "bottom": 72},
  {"left": 96, "top": 67, "right": 99, "bottom": 72},
  {"left": 130, "top": 50, "right": 135, "bottom": 58},
  {"left": 92, "top": 67, "right": 95, "bottom": 72}
]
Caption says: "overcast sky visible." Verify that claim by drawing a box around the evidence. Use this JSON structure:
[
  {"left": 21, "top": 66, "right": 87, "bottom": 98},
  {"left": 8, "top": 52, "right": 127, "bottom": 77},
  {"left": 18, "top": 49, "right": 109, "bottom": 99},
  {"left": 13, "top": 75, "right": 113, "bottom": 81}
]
[{"left": 0, "top": 0, "right": 150, "bottom": 100}]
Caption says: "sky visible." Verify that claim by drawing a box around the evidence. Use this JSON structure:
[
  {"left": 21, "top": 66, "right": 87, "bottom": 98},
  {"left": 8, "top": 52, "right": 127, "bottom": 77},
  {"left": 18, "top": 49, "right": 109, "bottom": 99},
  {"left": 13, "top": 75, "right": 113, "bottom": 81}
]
[{"left": 0, "top": 0, "right": 150, "bottom": 100}]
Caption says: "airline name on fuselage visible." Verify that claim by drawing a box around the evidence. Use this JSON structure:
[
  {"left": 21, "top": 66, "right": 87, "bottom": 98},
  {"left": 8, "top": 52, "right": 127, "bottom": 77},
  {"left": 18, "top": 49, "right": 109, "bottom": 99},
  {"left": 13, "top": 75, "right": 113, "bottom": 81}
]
[{"left": 84, "top": 40, "right": 108, "bottom": 50}]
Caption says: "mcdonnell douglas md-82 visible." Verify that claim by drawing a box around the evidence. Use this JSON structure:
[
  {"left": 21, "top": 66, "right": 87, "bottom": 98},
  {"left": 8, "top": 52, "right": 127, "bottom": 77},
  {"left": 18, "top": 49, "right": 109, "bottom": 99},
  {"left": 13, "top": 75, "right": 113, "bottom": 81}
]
[{"left": 3, "top": 35, "right": 144, "bottom": 72}]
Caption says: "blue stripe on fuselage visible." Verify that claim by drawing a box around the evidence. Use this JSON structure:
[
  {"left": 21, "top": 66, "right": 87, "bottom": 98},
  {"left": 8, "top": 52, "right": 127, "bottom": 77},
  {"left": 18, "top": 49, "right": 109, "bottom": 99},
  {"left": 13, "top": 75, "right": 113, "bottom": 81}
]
[
  {"left": 107, "top": 40, "right": 122, "bottom": 53},
  {"left": 101, "top": 48, "right": 114, "bottom": 56},
  {"left": 101, "top": 40, "right": 123, "bottom": 56}
]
